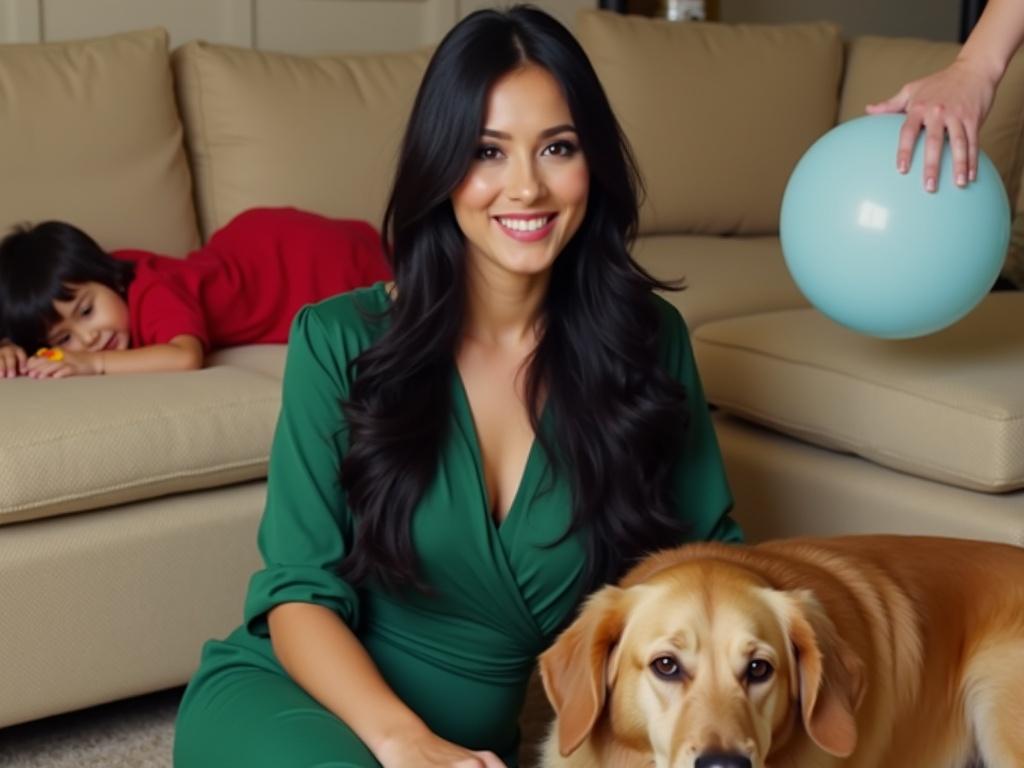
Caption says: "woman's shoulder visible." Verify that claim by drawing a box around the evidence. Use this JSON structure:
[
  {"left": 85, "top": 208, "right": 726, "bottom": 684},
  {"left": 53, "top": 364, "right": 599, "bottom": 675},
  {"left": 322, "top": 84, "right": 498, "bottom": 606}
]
[
  {"left": 304, "top": 281, "right": 391, "bottom": 330},
  {"left": 649, "top": 293, "right": 691, "bottom": 340},
  {"left": 292, "top": 281, "right": 391, "bottom": 360}
]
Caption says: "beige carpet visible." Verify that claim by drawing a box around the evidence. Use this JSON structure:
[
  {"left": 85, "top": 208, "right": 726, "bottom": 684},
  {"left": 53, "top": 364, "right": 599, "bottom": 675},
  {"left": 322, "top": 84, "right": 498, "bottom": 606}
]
[{"left": 0, "top": 688, "right": 180, "bottom": 768}]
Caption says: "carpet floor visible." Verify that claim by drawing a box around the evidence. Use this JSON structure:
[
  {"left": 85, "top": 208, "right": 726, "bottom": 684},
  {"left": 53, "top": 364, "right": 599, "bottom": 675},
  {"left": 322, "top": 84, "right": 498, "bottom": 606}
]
[
  {"left": 0, "top": 688, "right": 181, "bottom": 768},
  {"left": 0, "top": 683, "right": 550, "bottom": 767}
]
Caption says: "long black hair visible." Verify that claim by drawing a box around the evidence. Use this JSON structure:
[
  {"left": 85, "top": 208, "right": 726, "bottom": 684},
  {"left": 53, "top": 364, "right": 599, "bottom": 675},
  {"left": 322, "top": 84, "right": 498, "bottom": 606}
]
[
  {"left": 340, "top": 5, "right": 689, "bottom": 592},
  {"left": 0, "top": 221, "right": 134, "bottom": 350}
]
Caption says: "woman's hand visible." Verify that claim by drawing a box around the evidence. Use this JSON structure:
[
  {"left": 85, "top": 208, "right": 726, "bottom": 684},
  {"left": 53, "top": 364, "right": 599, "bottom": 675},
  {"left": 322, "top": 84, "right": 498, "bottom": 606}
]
[
  {"left": 866, "top": 57, "right": 998, "bottom": 192},
  {"left": 24, "top": 348, "right": 103, "bottom": 379},
  {"left": 374, "top": 728, "right": 507, "bottom": 768},
  {"left": 0, "top": 342, "right": 27, "bottom": 378}
]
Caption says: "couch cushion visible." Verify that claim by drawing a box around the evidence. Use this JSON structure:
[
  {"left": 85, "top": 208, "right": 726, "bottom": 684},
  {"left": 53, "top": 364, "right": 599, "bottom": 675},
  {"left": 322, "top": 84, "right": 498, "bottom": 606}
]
[
  {"left": 839, "top": 37, "right": 1024, "bottom": 287},
  {"left": 0, "top": 29, "right": 199, "bottom": 255},
  {"left": 173, "top": 41, "right": 430, "bottom": 240},
  {"left": 206, "top": 345, "right": 287, "bottom": 380},
  {"left": 633, "top": 235, "right": 808, "bottom": 329},
  {"left": 576, "top": 11, "right": 842, "bottom": 237},
  {"left": 692, "top": 293, "right": 1024, "bottom": 492},
  {"left": 0, "top": 366, "right": 282, "bottom": 526}
]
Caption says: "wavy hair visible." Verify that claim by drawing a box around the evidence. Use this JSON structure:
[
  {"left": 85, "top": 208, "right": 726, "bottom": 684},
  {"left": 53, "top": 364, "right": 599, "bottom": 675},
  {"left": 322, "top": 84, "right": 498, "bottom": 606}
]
[{"left": 340, "top": 5, "right": 689, "bottom": 592}]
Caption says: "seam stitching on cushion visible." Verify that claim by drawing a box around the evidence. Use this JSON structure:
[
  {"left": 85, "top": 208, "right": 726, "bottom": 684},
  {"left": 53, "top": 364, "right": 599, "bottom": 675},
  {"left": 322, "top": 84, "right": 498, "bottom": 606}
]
[
  {"left": 0, "top": 395, "right": 279, "bottom": 449},
  {"left": 695, "top": 338, "right": 1024, "bottom": 420},
  {"left": 192, "top": 43, "right": 218, "bottom": 241},
  {"left": 711, "top": 397, "right": 1021, "bottom": 491},
  {"left": 1, "top": 458, "right": 268, "bottom": 514}
]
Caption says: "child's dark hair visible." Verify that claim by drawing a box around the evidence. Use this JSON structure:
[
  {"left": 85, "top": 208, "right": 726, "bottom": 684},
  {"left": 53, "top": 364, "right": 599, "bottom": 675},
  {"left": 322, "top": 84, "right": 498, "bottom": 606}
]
[{"left": 0, "top": 221, "right": 135, "bottom": 351}]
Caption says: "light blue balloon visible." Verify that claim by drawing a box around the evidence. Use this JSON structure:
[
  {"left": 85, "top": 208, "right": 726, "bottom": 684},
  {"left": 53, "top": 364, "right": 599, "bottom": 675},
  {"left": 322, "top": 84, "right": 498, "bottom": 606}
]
[{"left": 780, "top": 114, "right": 1010, "bottom": 339}]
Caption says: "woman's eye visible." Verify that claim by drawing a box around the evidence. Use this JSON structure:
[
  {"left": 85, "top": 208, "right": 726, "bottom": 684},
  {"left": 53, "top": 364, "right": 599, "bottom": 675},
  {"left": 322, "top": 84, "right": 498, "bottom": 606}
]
[
  {"left": 81, "top": 304, "right": 93, "bottom": 317},
  {"left": 475, "top": 144, "right": 502, "bottom": 161},
  {"left": 650, "top": 655, "right": 683, "bottom": 681},
  {"left": 746, "top": 659, "right": 774, "bottom": 684},
  {"left": 543, "top": 140, "right": 578, "bottom": 157},
  {"left": 52, "top": 333, "right": 70, "bottom": 346}
]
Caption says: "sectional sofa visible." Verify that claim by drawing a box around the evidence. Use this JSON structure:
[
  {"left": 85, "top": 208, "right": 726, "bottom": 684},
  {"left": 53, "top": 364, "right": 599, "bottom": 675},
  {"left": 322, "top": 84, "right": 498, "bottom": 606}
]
[{"left": 0, "top": 10, "right": 1022, "bottom": 749}]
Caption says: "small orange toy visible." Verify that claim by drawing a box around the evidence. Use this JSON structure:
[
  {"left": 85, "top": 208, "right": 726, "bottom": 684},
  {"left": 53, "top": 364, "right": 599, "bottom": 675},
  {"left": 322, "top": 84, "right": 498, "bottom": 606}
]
[{"left": 35, "top": 347, "right": 65, "bottom": 361}]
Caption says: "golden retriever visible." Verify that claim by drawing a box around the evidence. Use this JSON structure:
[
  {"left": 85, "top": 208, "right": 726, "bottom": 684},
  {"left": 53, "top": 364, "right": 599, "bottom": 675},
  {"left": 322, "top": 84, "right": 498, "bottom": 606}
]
[{"left": 539, "top": 535, "right": 1024, "bottom": 768}]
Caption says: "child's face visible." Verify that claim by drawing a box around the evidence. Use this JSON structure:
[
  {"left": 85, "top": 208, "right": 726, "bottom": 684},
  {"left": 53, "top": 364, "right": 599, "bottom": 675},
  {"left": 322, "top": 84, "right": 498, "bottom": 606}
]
[{"left": 48, "top": 282, "right": 130, "bottom": 352}]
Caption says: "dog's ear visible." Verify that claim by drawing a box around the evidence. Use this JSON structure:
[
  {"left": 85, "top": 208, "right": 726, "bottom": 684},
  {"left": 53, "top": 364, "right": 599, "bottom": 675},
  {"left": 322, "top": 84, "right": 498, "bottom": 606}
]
[
  {"left": 784, "top": 589, "right": 866, "bottom": 758},
  {"left": 539, "top": 585, "right": 627, "bottom": 757}
]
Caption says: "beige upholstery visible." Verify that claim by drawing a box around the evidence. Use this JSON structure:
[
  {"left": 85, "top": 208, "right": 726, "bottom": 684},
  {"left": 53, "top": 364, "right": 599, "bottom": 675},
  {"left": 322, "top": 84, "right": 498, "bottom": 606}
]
[
  {"left": 0, "top": 367, "right": 281, "bottom": 525},
  {"left": 717, "top": 414, "right": 1024, "bottom": 546},
  {"left": 173, "top": 42, "right": 431, "bottom": 239},
  {"left": 633, "top": 235, "right": 808, "bottom": 329},
  {"left": 576, "top": 11, "right": 842, "bottom": 236},
  {"left": 0, "top": 29, "right": 199, "bottom": 255},
  {"left": 695, "top": 294, "right": 1024, "bottom": 492},
  {"left": 0, "top": 482, "right": 264, "bottom": 727},
  {"left": 206, "top": 345, "right": 288, "bottom": 380}
]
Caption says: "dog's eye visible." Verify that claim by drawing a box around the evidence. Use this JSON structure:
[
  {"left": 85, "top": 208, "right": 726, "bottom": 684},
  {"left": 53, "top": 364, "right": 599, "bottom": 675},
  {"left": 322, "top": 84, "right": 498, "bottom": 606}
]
[
  {"left": 650, "top": 656, "right": 683, "bottom": 680},
  {"left": 746, "top": 659, "right": 774, "bottom": 683}
]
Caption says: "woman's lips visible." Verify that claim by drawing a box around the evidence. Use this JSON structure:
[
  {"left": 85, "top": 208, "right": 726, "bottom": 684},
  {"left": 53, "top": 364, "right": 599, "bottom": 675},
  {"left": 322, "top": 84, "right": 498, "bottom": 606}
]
[{"left": 494, "top": 213, "right": 557, "bottom": 242}]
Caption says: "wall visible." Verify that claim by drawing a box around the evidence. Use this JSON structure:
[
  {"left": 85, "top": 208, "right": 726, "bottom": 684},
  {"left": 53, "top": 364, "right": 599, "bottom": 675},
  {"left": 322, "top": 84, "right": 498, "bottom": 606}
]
[
  {"left": 719, "top": 0, "right": 961, "bottom": 42},
  {"left": 0, "top": 0, "right": 595, "bottom": 52}
]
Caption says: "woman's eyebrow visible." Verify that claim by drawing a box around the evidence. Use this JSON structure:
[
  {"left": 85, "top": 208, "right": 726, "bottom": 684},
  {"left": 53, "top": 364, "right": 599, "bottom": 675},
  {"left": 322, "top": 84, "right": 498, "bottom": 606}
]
[{"left": 481, "top": 124, "right": 577, "bottom": 140}]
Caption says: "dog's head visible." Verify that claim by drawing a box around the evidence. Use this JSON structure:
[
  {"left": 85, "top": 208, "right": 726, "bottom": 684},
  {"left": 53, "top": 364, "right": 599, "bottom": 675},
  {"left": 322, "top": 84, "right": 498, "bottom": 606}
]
[{"left": 539, "top": 557, "right": 865, "bottom": 768}]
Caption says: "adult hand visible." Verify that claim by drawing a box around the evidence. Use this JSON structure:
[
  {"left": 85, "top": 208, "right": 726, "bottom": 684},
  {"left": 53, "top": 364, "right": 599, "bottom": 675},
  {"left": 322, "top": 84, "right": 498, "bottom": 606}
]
[
  {"left": 0, "top": 343, "right": 27, "bottom": 378},
  {"left": 24, "top": 348, "right": 102, "bottom": 379},
  {"left": 866, "top": 58, "right": 997, "bottom": 191},
  {"left": 374, "top": 729, "right": 507, "bottom": 768}
]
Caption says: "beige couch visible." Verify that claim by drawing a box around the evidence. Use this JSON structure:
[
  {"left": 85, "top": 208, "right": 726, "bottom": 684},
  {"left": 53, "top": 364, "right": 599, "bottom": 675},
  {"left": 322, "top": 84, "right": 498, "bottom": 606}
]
[{"left": 1, "top": 10, "right": 1022, "bottom": 740}]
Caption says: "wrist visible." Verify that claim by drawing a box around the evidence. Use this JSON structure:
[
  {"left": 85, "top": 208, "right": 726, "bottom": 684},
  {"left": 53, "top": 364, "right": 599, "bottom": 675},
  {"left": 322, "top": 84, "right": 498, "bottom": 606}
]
[
  {"left": 370, "top": 714, "right": 431, "bottom": 758},
  {"left": 956, "top": 47, "right": 1007, "bottom": 85}
]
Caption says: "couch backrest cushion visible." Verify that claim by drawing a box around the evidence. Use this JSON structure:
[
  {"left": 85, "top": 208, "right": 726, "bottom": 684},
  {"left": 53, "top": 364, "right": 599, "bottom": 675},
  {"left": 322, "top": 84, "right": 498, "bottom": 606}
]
[
  {"left": 575, "top": 11, "right": 842, "bottom": 237},
  {"left": 173, "top": 42, "right": 430, "bottom": 240},
  {"left": 0, "top": 29, "right": 199, "bottom": 256},
  {"left": 839, "top": 37, "right": 1024, "bottom": 286}
]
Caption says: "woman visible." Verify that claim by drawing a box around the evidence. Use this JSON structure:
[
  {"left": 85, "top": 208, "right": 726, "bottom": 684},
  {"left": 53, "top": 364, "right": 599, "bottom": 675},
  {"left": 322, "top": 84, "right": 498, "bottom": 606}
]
[{"left": 173, "top": 7, "right": 741, "bottom": 767}]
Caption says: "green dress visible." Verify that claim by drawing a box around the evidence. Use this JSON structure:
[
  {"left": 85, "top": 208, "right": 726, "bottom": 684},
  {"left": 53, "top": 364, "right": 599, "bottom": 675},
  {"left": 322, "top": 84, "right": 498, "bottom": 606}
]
[{"left": 173, "top": 282, "right": 740, "bottom": 768}]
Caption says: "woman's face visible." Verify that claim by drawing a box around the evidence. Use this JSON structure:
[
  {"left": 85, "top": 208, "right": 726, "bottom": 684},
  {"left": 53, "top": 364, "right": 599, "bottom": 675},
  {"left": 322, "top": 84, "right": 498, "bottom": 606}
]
[{"left": 452, "top": 64, "right": 589, "bottom": 283}]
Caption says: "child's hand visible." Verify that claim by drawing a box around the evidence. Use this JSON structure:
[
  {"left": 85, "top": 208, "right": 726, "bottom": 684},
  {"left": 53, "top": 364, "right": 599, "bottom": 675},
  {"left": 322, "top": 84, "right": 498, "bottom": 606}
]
[
  {"left": 0, "top": 342, "right": 28, "bottom": 378},
  {"left": 25, "top": 348, "right": 103, "bottom": 379}
]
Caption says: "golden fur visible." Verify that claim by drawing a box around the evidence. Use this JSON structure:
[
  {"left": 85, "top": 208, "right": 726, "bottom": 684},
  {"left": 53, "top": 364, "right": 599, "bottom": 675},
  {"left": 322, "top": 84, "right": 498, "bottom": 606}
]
[{"left": 539, "top": 536, "right": 1024, "bottom": 768}]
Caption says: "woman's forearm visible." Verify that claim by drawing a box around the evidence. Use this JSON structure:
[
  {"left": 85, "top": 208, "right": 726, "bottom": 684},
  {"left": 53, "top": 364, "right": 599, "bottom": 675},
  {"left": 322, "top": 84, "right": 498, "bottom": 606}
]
[{"left": 267, "top": 601, "right": 430, "bottom": 755}]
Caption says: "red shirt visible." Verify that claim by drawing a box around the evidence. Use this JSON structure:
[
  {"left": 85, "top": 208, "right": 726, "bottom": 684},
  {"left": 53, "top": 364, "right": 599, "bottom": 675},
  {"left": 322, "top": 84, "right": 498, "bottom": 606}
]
[{"left": 114, "top": 208, "right": 391, "bottom": 351}]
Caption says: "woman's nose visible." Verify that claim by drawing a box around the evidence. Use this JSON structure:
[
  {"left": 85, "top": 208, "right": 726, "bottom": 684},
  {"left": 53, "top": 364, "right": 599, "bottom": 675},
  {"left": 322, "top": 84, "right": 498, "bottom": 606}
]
[{"left": 506, "top": 156, "right": 544, "bottom": 203}]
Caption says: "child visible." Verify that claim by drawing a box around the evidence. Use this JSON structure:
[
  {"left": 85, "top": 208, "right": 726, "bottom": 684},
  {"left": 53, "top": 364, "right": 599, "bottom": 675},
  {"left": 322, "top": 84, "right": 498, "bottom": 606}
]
[{"left": 0, "top": 207, "right": 391, "bottom": 378}]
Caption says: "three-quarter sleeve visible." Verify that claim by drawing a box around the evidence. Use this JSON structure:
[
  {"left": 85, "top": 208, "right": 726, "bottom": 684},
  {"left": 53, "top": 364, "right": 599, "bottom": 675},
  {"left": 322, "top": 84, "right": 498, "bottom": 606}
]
[
  {"left": 656, "top": 297, "right": 744, "bottom": 544},
  {"left": 244, "top": 303, "right": 364, "bottom": 636}
]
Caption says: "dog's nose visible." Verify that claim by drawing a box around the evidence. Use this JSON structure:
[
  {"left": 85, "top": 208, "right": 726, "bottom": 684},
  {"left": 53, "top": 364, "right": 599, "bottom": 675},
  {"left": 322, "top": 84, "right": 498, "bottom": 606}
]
[{"left": 695, "top": 753, "right": 752, "bottom": 768}]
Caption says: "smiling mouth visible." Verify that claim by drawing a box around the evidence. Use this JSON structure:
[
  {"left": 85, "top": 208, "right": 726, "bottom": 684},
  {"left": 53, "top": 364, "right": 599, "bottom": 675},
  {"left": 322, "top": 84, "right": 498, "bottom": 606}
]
[
  {"left": 494, "top": 213, "right": 558, "bottom": 241},
  {"left": 101, "top": 334, "right": 120, "bottom": 352},
  {"left": 496, "top": 214, "right": 555, "bottom": 231}
]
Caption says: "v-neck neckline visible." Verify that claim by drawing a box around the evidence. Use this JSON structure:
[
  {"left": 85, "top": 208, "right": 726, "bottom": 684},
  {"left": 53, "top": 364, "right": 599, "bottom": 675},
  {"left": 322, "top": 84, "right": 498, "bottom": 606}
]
[{"left": 452, "top": 370, "right": 545, "bottom": 533}]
